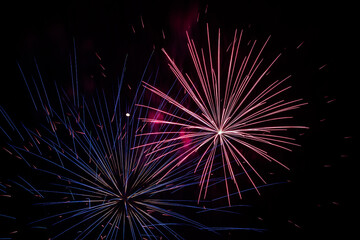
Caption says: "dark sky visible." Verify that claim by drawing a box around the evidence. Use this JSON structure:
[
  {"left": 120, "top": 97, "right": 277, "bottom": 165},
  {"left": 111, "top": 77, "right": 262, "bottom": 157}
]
[{"left": 2, "top": 0, "right": 356, "bottom": 239}]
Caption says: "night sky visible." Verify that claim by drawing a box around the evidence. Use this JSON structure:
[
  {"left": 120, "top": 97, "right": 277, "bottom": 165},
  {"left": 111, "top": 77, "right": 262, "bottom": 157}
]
[{"left": 2, "top": 0, "right": 356, "bottom": 239}]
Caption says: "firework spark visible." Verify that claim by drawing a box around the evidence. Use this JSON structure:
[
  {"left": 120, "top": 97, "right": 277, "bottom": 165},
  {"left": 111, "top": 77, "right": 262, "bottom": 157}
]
[{"left": 136, "top": 24, "right": 308, "bottom": 204}]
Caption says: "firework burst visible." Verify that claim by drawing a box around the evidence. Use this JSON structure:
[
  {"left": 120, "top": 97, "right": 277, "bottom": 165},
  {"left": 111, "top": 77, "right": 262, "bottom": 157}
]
[
  {"left": 137, "top": 24, "right": 308, "bottom": 204},
  {"left": 1, "top": 53, "right": 231, "bottom": 239}
]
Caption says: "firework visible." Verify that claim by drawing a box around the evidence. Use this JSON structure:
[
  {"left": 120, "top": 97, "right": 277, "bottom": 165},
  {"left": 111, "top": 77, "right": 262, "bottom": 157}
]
[
  {"left": 137, "top": 24, "right": 308, "bottom": 204},
  {"left": 0, "top": 52, "right": 235, "bottom": 239}
]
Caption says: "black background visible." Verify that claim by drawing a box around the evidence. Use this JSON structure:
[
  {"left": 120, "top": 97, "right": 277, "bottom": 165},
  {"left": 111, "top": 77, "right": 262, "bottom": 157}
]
[{"left": 2, "top": 0, "right": 356, "bottom": 239}]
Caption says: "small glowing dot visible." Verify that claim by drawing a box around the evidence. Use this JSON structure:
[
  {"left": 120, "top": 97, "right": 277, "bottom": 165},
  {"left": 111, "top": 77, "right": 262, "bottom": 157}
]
[{"left": 126, "top": 113, "right": 130, "bottom": 117}]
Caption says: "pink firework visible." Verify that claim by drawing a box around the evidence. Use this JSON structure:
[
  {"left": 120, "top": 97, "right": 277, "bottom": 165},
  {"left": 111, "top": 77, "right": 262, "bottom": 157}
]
[{"left": 136, "top": 24, "right": 307, "bottom": 205}]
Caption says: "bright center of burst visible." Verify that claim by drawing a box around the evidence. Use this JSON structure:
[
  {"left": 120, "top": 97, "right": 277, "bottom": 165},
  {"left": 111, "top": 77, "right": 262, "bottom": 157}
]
[{"left": 217, "top": 129, "right": 223, "bottom": 135}]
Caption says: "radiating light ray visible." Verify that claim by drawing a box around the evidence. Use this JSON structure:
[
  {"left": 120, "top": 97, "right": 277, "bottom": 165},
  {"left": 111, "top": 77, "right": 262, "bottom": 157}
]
[{"left": 138, "top": 24, "right": 308, "bottom": 205}]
